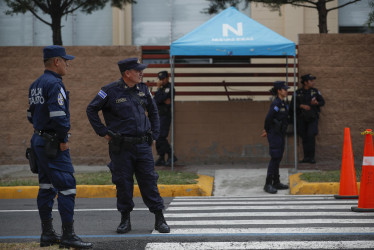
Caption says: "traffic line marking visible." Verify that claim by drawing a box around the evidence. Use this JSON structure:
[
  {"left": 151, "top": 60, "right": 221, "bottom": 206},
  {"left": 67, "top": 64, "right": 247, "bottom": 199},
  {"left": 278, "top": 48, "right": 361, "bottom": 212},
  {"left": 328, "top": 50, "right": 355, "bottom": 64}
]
[{"left": 145, "top": 241, "right": 374, "bottom": 249}]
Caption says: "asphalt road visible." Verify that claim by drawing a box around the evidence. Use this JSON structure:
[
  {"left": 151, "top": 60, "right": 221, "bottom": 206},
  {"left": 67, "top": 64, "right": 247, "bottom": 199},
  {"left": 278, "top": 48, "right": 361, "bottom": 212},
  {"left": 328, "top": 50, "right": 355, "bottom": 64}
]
[{"left": 1, "top": 196, "right": 374, "bottom": 249}]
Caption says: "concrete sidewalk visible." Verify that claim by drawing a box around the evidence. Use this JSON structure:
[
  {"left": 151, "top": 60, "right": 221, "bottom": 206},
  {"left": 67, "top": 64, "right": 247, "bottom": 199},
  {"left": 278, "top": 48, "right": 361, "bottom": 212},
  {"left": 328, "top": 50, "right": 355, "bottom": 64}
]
[{"left": 0, "top": 163, "right": 331, "bottom": 198}]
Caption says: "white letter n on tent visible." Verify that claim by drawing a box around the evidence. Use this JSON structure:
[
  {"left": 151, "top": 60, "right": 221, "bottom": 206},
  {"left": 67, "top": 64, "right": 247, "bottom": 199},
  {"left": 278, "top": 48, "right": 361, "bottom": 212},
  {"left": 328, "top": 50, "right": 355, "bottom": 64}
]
[{"left": 223, "top": 23, "right": 243, "bottom": 37}]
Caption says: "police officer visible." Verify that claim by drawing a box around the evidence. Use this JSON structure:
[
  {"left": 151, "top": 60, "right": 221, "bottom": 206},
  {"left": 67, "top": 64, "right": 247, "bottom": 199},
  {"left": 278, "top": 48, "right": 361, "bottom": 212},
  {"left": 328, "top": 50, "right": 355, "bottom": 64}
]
[
  {"left": 86, "top": 58, "right": 170, "bottom": 234},
  {"left": 27, "top": 45, "right": 92, "bottom": 249},
  {"left": 154, "top": 71, "right": 177, "bottom": 166},
  {"left": 261, "top": 81, "right": 290, "bottom": 194},
  {"left": 291, "top": 74, "right": 325, "bottom": 164}
]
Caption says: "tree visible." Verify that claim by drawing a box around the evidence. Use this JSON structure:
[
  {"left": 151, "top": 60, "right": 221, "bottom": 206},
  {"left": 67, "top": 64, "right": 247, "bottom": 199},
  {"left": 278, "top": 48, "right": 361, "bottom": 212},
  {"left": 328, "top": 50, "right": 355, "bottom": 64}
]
[
  {"left": 4, "top": 0, "right": 136, "bottom": 45},
  {"left": 368, "top": 0, "right": 374, "bottom": 28},
  {"left": 204, "top": 0, "right": 362, "bottom": 33}
]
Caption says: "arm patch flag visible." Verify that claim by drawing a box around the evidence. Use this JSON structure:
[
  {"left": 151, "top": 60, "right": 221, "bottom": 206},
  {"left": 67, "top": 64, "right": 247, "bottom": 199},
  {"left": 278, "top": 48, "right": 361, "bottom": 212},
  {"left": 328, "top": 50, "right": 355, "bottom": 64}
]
[{"left": 98, "top": 90, "right": 107, "bottom": 99}]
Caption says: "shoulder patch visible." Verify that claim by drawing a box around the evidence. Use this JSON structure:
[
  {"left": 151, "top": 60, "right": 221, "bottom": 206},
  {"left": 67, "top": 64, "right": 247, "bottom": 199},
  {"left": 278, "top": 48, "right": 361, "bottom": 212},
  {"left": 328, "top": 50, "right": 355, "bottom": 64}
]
[
  {"left": 58, "top": 93, "right": 64, "bottom": 106},
  {"left": 274, "top": 106, "right": 279, "bottom": 112},
  {"left": 98, "top": 90, "right": 107, "bottom": 99},
  {"left": 60, "top": 87, "right": 66, "bottom": 99}
]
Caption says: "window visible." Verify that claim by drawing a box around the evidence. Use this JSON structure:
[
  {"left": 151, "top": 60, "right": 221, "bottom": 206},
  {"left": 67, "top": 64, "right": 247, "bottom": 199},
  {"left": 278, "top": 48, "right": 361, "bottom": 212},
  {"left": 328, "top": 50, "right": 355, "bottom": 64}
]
[
  {"left": 339, "top": 0, "right": 374, "bottom": 33},
  {"left": 132, "top": 0, "right": 251, "bottom": 45}
]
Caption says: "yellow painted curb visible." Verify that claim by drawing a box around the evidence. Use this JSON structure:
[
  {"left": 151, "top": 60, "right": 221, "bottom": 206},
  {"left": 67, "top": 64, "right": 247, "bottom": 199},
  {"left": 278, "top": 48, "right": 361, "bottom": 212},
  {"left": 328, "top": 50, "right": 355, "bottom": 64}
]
[
  {"left": 289, "top": 173, "right": 361, "bottom": 195},
  {"left": 0, "top": 174, "right": 214, "bottom": 199}
]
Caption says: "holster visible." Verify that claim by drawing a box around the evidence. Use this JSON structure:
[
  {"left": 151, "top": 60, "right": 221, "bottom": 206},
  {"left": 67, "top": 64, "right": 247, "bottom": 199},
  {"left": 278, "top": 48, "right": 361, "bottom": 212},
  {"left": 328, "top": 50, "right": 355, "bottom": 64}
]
[
  {"left": 146, "top": 131, "right": 153, "bottom": 146},
  {"left": 42, "top": 133, "right": 59, "bottom": 158},
  {"left": 272, "top": 119, "right": 282, "bottom": 134},
  {"left": 108, "top": 130, "right": 123, "bottom": 154},
  {"left": 25, "top": 147, "right": 38, "bottom": 174}
]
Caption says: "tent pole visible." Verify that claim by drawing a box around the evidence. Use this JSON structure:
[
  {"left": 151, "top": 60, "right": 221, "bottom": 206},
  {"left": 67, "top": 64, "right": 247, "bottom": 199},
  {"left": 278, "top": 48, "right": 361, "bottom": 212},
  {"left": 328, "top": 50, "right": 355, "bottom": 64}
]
[
  {"left": 171, "top": 56, "right": 175, "bottom": 171},
  {"left": 293, "top": 55, "right": 298, "bottom": 171},
  {"left": 285, "top": 57, "right": 289, "bottom": 164}
]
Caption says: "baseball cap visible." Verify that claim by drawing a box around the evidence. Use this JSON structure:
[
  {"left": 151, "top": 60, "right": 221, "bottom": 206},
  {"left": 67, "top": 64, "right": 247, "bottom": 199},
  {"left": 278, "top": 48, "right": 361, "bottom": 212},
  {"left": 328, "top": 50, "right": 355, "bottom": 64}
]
[
  {"left": 118, "top": 58, "right": 147, "bottom": 73},
  {"left": 43, "top": 45, "right": 75, "bottom": 60}
]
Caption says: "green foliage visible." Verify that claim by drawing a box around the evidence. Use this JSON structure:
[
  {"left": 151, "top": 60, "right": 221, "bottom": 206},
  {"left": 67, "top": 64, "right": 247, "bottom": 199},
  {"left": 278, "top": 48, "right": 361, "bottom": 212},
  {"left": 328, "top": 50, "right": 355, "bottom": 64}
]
[
  {"left": 368, "top": 0, "right": 374, "bottom": 28},
  {"left": 0, "top": 170, "right": 198, "bottom": 186}
]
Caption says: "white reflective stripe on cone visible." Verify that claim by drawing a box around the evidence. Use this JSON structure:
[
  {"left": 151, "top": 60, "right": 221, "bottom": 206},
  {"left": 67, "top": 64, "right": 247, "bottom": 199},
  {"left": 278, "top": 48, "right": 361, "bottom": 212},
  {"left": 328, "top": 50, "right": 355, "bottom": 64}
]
[{"left": 363, "top": 156, "right": 374, "bottom": 166}]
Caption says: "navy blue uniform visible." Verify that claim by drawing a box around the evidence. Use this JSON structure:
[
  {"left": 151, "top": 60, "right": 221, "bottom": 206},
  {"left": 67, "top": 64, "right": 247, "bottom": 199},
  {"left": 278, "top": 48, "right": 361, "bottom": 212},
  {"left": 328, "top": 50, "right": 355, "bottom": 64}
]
[
  {"left": 86, "top": 78, "right": 164, "bottom": 213},
  {"left": 27, "top": 70, "right": 76, "bottom": 224},
  {"left": 264, "top": 97, "right": 289, "bottom": 176},
  {"left": 154, "top": 82, "right": 174, "bottom": 157},
  {"left": 292, "top": 87, "right": 325, "bottom": 160}
]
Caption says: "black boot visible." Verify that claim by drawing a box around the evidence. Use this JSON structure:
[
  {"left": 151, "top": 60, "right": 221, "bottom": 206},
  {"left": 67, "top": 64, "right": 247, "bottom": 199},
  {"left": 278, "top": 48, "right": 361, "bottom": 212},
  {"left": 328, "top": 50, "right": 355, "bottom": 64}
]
[
  {"left": 117, "top": 212, "right": 131, "bottom": 234},
  {"left": 154, "top": 210, "right": 170, "bottom": 233},
  {"left": 59, "top": 221, "right": 93, "bottom": 249},
  {"left": 264, "top": 175, "right": 277, "bottom": 194},
  {"left": 273, "top": 175, "right": 289, "bottom": 190},
  {"left": 40, "top": 218, "right": 61, "bottom": 247},
  {"left": 155, "top": 156, "right": 166, "bottom": 166}
]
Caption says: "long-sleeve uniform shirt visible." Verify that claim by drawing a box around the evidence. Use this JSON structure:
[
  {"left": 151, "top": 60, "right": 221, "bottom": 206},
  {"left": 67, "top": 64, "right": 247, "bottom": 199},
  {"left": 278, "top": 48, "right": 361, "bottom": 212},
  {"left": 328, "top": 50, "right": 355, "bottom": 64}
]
[
  {"left": 86, "top": 78, "right": 160, "bottom": 140},
  {"left": 27, "top": 70, "right": 70, "bottom": 143},
  {"left": 292, "top": 87, "right": 325, "bottom": 118},
  {"left": 264, "top": 97, "right": 289, "bottom": 135}
]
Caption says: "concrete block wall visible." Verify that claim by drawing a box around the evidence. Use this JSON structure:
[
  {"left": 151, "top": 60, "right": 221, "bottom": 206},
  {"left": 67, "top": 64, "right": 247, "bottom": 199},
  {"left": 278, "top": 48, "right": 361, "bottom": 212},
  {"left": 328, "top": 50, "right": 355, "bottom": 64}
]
[
  {"left": 1, "top": 34, "right": 373, "bottom": 168},
  {"left": 298, "top": 34, "right": 374, "bottom": 165}
]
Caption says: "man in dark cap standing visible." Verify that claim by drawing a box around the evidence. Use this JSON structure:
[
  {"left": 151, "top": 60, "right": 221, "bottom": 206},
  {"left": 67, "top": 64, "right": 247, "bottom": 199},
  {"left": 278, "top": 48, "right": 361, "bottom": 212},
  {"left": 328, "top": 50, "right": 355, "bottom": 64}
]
[
  {"left": 291, "top": 74, "right": 325, "bottom": 164},
  {"left": 27, "top": 45, "right": 92, "bottom": 249},
  {"left": 154, "top": 71, "right": 177, "bottom": 166},
  {"left": 86, "top": 58, "right": 170, "bottom": 234}
]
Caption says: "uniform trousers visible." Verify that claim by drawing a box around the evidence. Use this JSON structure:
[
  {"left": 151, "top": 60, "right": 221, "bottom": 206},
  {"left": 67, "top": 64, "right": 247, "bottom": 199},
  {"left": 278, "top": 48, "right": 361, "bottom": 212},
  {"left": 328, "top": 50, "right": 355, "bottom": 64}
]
[
  {"left": 267, "top": 130, "right": 285, "bottom": 176},
  {"left": 110, "top": 142, "right": 164, "bottom": 213},
  {"left": 31, "top": 134, "right": 76, "bottom": 224},
  {"left": 156, "top": 114, "right": 171, "bottom": 157},
  {"left": 298, "top": 118, "right": 319, "bottom": 159}
]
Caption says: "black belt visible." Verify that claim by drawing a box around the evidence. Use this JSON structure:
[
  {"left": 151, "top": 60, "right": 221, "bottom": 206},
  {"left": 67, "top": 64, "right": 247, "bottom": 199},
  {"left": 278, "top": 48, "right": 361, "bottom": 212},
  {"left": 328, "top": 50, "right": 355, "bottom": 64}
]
[
  {"left": 34, "top": 130, "right": 56, "bottom": 136},
  {"left": 34, "top": 130, "right": 45, "bottom": 136},
  {"left": 122, "top": 135, "right": 149, "bottom": 144}
]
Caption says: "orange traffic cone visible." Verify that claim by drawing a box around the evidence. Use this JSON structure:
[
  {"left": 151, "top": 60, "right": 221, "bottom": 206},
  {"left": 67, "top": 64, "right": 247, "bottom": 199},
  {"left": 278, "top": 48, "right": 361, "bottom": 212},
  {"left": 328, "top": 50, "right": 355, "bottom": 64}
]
[
  {"left": 351, "top": 129, "right": 374, "bottom": 212},
  {"left": 334, "top": 128, "right": 358, "bottom": 199}
]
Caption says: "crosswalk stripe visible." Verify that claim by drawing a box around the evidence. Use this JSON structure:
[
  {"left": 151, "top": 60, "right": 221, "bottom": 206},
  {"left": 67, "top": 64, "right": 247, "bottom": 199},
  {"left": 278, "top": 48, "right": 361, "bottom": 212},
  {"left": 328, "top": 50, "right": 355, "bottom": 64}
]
[
  {"left": 167, "top": 205, "right": 356, "bottom": 210},
  {"left": 170, "top": 200, "right": 357, "bottom": 205},
  {"left": 152, "top": 195, "right": 374, "bottom": 249},
  {"left": 153, "top": 227, "right": 374, "bottom": 235},
  {"left": 167, "top": 218, "right": 374, "bottom": 225},
  {"left": 165, "top": 211, "right": 373, "bottom": 217},
  {"left": 145, "top": 241, "right": 374, "bottom": 249}
]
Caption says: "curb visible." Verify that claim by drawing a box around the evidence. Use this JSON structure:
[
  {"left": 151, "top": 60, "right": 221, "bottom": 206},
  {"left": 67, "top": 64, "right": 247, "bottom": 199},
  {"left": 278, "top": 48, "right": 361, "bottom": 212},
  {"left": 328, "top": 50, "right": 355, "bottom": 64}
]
[
  {"left": 0, "top": 174, "right": 214, "bottom": 199},
  {"left": 289, "top": 173, "right": 361, "bottom": 195}
]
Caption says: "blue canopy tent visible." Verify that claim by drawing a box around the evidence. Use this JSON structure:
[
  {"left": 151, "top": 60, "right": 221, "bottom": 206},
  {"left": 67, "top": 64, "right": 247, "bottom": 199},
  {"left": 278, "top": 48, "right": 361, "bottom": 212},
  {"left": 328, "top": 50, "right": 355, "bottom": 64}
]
[{"left": 169, "top": 7, "right": 297, "bottom": 170}]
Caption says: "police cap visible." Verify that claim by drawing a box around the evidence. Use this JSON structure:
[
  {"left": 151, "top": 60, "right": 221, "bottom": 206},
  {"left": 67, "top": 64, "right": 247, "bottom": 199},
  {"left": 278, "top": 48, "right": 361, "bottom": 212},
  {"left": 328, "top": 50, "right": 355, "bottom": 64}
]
[
  {"left": 301, "top": 74, "right": 316, "bottom": 83},
  {"left": 43, "top": 45, "right": 75, "bottom": 60},
  {"left": 273, "top": 81, "right": 289, "bottom": 90},
  {"left": 118, "top": 58, "right": 147, "bottom": 73},
  {"left": 157, "top": 71, "right": 169, "bottom": 80}
]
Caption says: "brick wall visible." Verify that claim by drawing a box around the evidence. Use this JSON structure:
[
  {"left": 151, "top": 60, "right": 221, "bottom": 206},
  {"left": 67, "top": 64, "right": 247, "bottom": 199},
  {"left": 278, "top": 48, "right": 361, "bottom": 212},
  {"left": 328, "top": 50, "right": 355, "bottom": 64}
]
[
  {"left": 1, "top": 35, "right": 373, "bottom": 168},
  {"left": 298, "top": 34, "right": 374, "bottom": 166}
]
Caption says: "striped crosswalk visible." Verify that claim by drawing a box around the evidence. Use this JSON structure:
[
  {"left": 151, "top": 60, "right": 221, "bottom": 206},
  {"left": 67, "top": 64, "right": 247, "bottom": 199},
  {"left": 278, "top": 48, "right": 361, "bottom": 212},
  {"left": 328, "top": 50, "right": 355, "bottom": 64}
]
[{"left": 146, "top": 195, "right": 374, "bottom": 249}]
